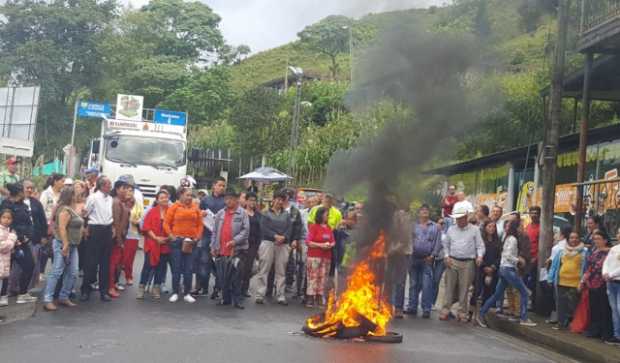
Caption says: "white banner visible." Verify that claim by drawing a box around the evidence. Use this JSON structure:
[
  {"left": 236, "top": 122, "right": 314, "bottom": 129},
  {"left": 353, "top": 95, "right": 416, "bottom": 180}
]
[{"left": 115, "top": 94, "right": 143, "bottom": 121}]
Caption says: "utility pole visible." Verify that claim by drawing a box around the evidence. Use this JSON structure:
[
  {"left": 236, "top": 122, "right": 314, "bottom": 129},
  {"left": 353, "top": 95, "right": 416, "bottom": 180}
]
[
  {"left": 538, "top": 0, "right": 570, "bottom": 312},
  {"left": 575, "top": 52, "right": 593, "bottom": 234}
]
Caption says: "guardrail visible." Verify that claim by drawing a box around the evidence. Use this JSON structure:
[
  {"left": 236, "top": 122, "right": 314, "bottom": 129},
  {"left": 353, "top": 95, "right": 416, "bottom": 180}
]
[{"left": 581, "top": 0, "right": 620, "bottom": 34}]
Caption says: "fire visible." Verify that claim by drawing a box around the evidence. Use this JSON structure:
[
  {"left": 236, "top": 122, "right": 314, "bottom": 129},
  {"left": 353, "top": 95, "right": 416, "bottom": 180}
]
[{"left": 305, "top": 233, "right": 393, "bottom": 337}]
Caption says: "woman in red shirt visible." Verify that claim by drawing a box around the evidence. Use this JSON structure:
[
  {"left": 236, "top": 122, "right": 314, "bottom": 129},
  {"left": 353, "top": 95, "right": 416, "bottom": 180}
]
[
  {"left": 305, "top": 207, "right": 335, "bottom": 308},
  {"left": 137, "top": 190, "right": 171, "bottom": 300}
]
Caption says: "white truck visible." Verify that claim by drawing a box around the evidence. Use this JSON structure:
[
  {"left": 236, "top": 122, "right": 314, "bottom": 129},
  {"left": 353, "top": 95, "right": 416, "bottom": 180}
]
[{"left": 88, "top": 116, "right": 187, "bottom": 207}]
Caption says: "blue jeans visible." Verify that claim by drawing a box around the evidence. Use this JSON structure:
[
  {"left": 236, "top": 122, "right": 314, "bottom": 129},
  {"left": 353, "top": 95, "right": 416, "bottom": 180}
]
[
  {"left": 170, "top": 239, "right": 195, "bottom": 295},
  {"left": 481, "top": 266, "right": 529, "bottom": 321},
  {"left": 139, "top": 252, "right": 172, "bottom": 286},
  {"left": 43, "top": 239, "right": 79, "bottom": 303},
  {"left": 608, "top": 281, "right": 620, "bottom": 338},
  {"left": 432, "top": 258, "right": 445, "bottom": 305},
  {"left": 408, "top": 256, "right": 434, "bottom": 313}
]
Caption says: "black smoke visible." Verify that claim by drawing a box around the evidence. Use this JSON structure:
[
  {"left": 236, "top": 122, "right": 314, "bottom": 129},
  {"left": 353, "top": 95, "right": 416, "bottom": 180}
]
[{"left": 326, "top": 25, "right": 497, "bottom": 254}]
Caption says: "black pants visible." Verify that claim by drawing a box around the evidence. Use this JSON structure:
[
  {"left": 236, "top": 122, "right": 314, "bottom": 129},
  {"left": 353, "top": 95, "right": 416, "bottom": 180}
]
[
  {"left": 13, "top": 244, "right": 35, "bottom": 295},
  {"left": 588, "top": 286, "right": 614, "bottom": 340},
  {"left": 557, "top": 286, "right": 579, "bottom": 328},
  {"left": 242, "top": 242, "right": 259, "bottom": 294},
  {"left": 81, "top": 225, "right": 113, "bottom": 296},
  {"left": 221, "top": 252, "right": 247, "bottom": 305}
]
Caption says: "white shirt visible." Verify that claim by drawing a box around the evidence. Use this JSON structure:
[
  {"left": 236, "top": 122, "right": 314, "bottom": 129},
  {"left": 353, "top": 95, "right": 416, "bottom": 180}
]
[
  {"left": 40, "top": 186, "right": 59, "bottom": 222},
  {"left": 85, "top": 190, "right": 113, "bottom": 225},
  {"left": 603, "top": 244, "right": 620, "bottom": 281}
]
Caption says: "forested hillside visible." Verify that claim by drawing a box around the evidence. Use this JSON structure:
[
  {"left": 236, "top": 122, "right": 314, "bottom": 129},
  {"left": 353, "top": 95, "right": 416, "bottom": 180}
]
[{"left": 1, "top": 0, "right": 618, "bottom": 185}]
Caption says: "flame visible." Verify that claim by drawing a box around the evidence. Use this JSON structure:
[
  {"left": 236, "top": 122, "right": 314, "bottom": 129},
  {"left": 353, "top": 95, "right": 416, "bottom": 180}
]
[{"left": 306, "top": 232, "right": 392, "bottom": 337}]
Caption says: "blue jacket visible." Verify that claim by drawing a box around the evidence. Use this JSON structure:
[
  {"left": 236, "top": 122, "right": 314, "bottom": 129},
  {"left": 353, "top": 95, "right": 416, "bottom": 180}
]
[
  {"left": 547, "top": 246, "right": 588, "bottom": 286},
  {"left": 412, "top": 220, "right": 442, "bottom": 258}
]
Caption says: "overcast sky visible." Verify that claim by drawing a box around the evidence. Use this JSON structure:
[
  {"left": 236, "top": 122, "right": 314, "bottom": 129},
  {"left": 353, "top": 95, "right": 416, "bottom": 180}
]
[{"left": 127, "top": 0, "right": 448, "bottom": 53}]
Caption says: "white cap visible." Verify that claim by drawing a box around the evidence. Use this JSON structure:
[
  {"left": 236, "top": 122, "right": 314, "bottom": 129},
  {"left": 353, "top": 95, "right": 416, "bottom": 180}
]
[
  {"left": 64, "top": 178, "right": 74, "bottom": 186},
  {"left": 451, "top": 201, "right": 474, "bottom": 219}
]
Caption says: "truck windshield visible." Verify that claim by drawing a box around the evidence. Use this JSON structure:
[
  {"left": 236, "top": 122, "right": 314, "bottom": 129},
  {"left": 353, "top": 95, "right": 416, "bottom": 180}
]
[{"left": 105, "top": 135, "right": 185, "bottom": 168}]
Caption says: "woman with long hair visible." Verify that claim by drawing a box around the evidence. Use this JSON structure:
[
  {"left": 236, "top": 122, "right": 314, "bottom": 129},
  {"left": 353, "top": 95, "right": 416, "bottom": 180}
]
[
  {"left": 0, "top": 183, "right": 36, "bottom": 303},
  {"left": 582, "top": 229, "right": 614, "bottom": 342},
  {"left": 121, "top": 189, "right": 143, "bottom": 286},
  {"left": 163, "top": 187, "right": 203, "bottom": 303},
  {"left": 470, "top": 220, "right": 501, "bottom": 312},
  {"left": 42, "top": 186, "right": 83, "bottom": 311},
  {"left": 137, "top": 190, "right": 172, "bottom": 300},
  {"left": 477, "top": 219, "right": 536, "bottom": 327},
  {"left": 108, "top": 181, "right": 131, "bottom": 298}
]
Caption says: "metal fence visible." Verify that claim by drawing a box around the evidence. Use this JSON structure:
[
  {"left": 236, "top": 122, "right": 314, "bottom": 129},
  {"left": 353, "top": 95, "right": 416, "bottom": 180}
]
[
  {"left": 581, "top": 0, "right": 620, "bottom": 33},
  {"left": 574, "top": 178, "right": 620, "bottom": 236}
]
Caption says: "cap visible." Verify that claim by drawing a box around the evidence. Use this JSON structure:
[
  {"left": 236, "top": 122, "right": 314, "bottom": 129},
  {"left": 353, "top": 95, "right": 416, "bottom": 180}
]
[
  {"left": 64, "top": 178, "right": 74, "bottom": 186},
  {"left": 84, "top": 167, "right": 99, "bottom": 176},
  {"left": 197, "top": 189, "right": 209, "bottom": 196},
  {"left": 117, "top": 174, "right": 136, "bottom": 186},
  {"left": 6, "top": 156, "right": 18, "bottom": 166}
]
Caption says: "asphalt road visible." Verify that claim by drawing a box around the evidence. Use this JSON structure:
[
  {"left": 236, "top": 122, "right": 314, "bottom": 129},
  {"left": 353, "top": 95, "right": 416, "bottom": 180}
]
[{"left": 0, "top": 252, "right": 571, "bottom": 363}]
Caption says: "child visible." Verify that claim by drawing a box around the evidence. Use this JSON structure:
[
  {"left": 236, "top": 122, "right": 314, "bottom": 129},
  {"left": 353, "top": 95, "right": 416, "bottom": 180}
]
[
  {"left": 547, "top": 231, "right": 587, "bottom": 329},
  {"left": 305, "top": 207, "right": 335, "bottom": 308},
  {"left": 0, "top": 209, "right": 17, "bottom": 307}
]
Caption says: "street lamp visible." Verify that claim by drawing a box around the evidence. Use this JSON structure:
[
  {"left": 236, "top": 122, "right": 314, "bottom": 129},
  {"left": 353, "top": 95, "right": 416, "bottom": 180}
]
[{"left": 288, "top": 66, "right": 304, "bottom": 181}]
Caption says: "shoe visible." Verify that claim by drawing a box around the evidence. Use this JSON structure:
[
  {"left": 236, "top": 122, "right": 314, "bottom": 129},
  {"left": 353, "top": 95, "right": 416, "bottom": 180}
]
[
  {"left": 80, "top": 292, "right": 90, "bottom": 302},
  {"left": 255, "top": 298, "right": 264, "bottom": 305},
  {"left": 305, "top": 300, "right": 315, "bottom": 308},
  {"left": 169, "top": 294, "right": 179, "bottom": 303},
  {"left": 584, "top": 331, "right": 601, "bottom": 338},
  {"left": 422, "top": 311, "right": 431, "bottom": 319},
  {"left": 58, "top": 300, "right": 77, "bottom": 307},
  {"left": 91, "top": 283, "right": 99, "bottom": 291},
  {"left": 43, "top": 302, "right": 57, "bottom": 311},
  {"left": 152, "top": 286, "right": 161, "bottom": 300},
  {"left": 545, "top": 319, "right": 558, "bottom": 324},
  {"left": 16, "top": 293, "right": 37, "bottom": 304},
  {"left": 184, "top": 294, "right": 196, "bottom": 303},
  {"left": 116, "top": 284, "right": 125, "bottom": 291},
  {"left": 403, "top": 309, "right": 418, "bottom": 316},
  {"left": 136, "top": 285, "right": 145, "bottom": 300},
  {"left": 604, "top": 337, "right": 620, "bottom": 346},
  {"left": 217, "top": 301, "right": 231, "bottom": 306},
  {"left": 243, "top": 292, "right": 252, "bottom": 298},
  {"left": 277, "top": 298, "right": 288, "bottom": 306},
  {"left": 107, "top": 289, "right": 120, "bottom": 298},
  {"left": 100, "top": 294, "right": 111, "bottom": 302},
  {"left": 0, "top": 296, "right": 8, "bottom": 306},
  {"left": 476, "top": 315, "right": 488, "bottom": 328},
  {"left": 210, "top": 290, "right": 220, "bottom": 300},
  {"left": 126, "top": 279, "right": 133, "bottom": 286},
  {"left": 234, "top": 303, "right": 245, "bottom": 310},
  {"left": 508, "top": 316, "right": 520, "bottom": 323},
  {"left": 520, "top": 319, "right": 537, "bottom": 327}
]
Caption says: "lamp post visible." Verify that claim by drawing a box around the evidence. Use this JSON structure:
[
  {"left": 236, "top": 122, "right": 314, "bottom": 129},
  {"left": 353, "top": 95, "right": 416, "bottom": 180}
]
[{"left": 288, "top": 66, "right": 303, "bottom": 181}]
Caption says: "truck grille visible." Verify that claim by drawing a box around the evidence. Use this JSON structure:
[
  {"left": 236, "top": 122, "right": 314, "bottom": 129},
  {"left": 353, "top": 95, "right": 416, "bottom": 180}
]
[{"left": 138, "top": 184, "right": 158, "bottom": 198}]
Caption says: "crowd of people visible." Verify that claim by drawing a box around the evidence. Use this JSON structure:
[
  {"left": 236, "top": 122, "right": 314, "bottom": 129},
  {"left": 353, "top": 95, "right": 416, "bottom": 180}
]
[{"left": 1, "top": 153, "right": 620, "bottom": 349}]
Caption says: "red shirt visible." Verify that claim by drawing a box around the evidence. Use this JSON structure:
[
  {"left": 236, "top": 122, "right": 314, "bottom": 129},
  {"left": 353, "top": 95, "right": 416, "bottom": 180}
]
[
  {"left": 306, "top": 223, "right": 334, "bottom": 259},
  {"left": 442, "top": 195, "right": 458, "bottom": 217},
  {"left": 219, "top": 208, "right": 235, "bottom": 257},
  {"left": 526, "top": 223, "right": 540, "bottom": 260}
]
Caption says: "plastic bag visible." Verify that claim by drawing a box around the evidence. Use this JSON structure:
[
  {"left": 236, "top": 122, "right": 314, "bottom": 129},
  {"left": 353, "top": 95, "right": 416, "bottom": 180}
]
[{"left": 570, "top": 288, "right": 590, "bottom": 334}]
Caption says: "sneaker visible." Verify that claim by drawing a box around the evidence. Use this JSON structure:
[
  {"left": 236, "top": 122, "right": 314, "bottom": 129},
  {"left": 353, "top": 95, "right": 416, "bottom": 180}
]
[
  {"left": 277, "top": 298, "right": 288, "bottom": 306},
  {"left": 422, "top": 311, "right": 431, "bottom": 319},
  {"left": 183, "top": 294, "right": 196, "bottom": 304},
  {"left": 604, "top": 337, "right": 620, "bottom": 346},
  {"left": 169, "top": 294, "right": 179, "bottom": 303},
  {"left": 116, "top": 284, "right": 125, "bottom": 291},
  {"left": 520, "top": 319, "right": 537, "bottom": 327},
  {"left": 136, "top": 285, "right": 145, "bottom": 300},
  {"left": 255, "top": 298, "right": 264, "bottom": 305},
  {"left": 16, "top": 293, "right": 37, "bottom": 304},
  {"left": 476, "top": 315, "right": 488, "bottom": 328},
  {"left": 0, "top": 296, "right": 8, "bottom": 306}
]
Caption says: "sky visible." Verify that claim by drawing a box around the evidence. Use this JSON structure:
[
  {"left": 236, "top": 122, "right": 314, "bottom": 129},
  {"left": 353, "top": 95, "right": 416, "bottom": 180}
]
[{"left": 126, "top": 0, "right": 448, "bottom": 53}]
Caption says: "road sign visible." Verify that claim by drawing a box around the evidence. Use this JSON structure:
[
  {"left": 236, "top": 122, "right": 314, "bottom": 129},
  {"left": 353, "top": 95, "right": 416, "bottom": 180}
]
[
  {"left": 0, "top": 86, "right": 40, "bottom": 157},
  {"left": 154, "top": 109, "right": 187, "bottom": 126},
  {"left": 77, "top": 101, "right": 112, "bottom": 118}
]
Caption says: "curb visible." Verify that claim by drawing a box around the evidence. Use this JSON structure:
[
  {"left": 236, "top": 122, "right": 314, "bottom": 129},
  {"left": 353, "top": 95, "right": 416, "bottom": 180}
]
[
  {"left": 487, "top": 314, "right": 620, "bottom": 363},
  {"left": 0, "top": 299, "right": 37, "bottom": 325}
]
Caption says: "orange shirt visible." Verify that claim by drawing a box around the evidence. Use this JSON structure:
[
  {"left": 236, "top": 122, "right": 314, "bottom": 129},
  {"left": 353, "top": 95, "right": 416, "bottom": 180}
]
[{"left": 163, "top": 201, "right": 203, "bottom": 240}]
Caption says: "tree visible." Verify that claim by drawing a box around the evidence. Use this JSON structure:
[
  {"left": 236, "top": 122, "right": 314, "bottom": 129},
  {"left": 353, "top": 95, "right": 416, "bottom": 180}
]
[
  {"left": 0, "top": 0, "right": 117, "bottom": 157},
  {"left": 161, "top": 66, "right": 233, "bottom": 125},
  {"left": 297, "top": 16, "right": 354, "bottom": 80}
]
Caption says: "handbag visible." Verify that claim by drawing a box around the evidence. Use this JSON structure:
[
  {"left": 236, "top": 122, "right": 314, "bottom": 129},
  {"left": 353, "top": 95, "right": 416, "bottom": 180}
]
[
  {"left": 181, "top": 238, "right": 195, "bottom": 254},
  {"left": 570, "top": 288, "right": 590, "bottom": 334}
]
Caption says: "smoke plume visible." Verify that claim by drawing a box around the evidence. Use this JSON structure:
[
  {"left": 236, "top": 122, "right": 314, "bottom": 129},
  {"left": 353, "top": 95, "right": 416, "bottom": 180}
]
[{"left": 326, "top": 25, "right": 496, "bottom": 253}]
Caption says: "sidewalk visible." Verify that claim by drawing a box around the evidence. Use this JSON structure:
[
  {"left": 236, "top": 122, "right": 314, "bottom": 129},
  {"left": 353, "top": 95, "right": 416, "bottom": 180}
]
[
  {"left": 0, "top": 297, "right": 37, "bottom": 325},
  {"left": 487, "top": 313, "right": 620, "bottom": 363}
]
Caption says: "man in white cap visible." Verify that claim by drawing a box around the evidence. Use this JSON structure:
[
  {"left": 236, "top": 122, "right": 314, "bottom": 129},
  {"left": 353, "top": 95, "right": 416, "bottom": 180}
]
[{"left": 439, "top": 202, "right": 485, "bottom": 322}]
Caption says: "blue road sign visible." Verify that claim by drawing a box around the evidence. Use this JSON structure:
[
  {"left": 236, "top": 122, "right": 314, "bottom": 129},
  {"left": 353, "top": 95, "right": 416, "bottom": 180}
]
[
  {"left": 78, "top": 101, "right": 112, "bottom": 118},
  {"left": 154, "top": 109, "right": 187, "bottom": 126}
]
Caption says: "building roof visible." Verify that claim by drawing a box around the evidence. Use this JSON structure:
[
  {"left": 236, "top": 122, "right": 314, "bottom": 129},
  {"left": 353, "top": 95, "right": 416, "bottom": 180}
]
[
  {"left": 426, "top": 123, "right": 620, "bottom": 175},
  {"left": 540, "top": 55, "right": 620, "bottom": 102}
]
